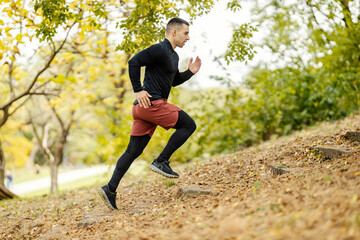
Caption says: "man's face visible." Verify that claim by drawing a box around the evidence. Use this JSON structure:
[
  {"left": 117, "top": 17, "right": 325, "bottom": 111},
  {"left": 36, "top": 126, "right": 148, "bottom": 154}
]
[{"left": 174, "top": 24, "right": 190, "bottom": 48}]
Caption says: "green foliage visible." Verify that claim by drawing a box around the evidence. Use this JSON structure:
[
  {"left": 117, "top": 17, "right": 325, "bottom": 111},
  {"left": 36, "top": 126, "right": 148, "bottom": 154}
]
[
  {"left": 243, "top": 67, "right": 359, "bottom": 140},
  {"left": 34, "top": 0, "right": 70, "bottom": 41},
  {"left": 240, "top": 0, "right": 360, "bottom": 137},
  {"left": 227, "top": 0, "right": 242, "bottom": 12},
  {"left": 225, "top": 23, "right": 257, "bottom": 64},
  {"left": 33, "top": 0, "right": 221, "bottom": 52},
  {"left": 179, "top": 1, "right": 360, "bottom": 157},
  {"left": 188, "top": 88, "right": 255, "bottom": 155},
  {"left": 117, "top": 0, "right": 215, "bottom": 53},
  {"left": 117, "top": 0, "right": 179, "bottom": 53},
  {"left": 197, "top": 0, "right": 359, "bottom": 153},
  {"left": 34, "top": 0, "right": 107, "bottom": 42}
]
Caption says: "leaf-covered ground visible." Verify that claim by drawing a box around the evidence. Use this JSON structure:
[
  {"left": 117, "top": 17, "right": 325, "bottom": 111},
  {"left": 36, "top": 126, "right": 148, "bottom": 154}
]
[{"left": 1, "top": 114, "right": 360, "bottom": 240}]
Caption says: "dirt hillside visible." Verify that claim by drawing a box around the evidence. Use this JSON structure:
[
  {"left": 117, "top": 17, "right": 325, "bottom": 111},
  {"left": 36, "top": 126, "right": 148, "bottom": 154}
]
[{"left": 1, "top": 114, "right": 360, "bottom": 240}]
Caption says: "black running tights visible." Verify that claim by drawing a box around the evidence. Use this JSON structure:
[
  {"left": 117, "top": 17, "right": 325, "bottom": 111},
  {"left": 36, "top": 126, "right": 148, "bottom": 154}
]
[{"left": 108, "top": 110, "right": 196, "bottom": 192}]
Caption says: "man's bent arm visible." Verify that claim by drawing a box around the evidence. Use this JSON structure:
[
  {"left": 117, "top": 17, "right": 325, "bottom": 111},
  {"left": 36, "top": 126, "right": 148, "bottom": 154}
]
[
  {"left": 173, "top": 56, "right": 201, "bottom": 87},
  {"left": 172, "top": 69, "right": 194, "bottom": 87},
  {"left": 128, "top": 44, "right": 164, "bottom": 92}
]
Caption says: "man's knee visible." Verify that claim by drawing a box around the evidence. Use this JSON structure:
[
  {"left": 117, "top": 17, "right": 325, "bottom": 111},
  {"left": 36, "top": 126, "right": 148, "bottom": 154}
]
[
  {"left": 125, "top": 144, "right": 143, "bottom": 158},
  {"left": 175, "top": 111, "right": 196, "bottom": 133},
  {"left": 188, "top": 118, "right": 197, "bottom": 134},
  {"left": 125, "top": 148, "right": 143, "bottom": 159},
  {"left": 125, "top": 135, "right": 150, "bottom": 158}
]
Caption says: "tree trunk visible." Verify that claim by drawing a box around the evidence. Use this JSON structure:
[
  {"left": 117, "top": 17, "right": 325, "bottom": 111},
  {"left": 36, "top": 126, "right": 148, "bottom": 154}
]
[
  {"left": 50, "top": 162, "right": 58, "bottom": 193},
  {"left": 0, "top": 185, "right": 18, "bottom": 199},
  {"left": 0, "top": 140, "right": 17, "bottom": 199},
  {"left": 0, "top": 140, "right": 5, "bottom": 187},
  {"left": 114, "top": 54, "right": 131, "bottom": 108},
  {"left": 26, "top": 144, "right": 39, "bottom": 169},
  {"left": 50, "top": 134, "right": 67, "bottom": 193}
]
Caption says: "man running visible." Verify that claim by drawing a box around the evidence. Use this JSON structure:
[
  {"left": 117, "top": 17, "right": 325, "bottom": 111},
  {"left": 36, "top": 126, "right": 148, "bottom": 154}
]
[{"left": 98, "top": 17, "right": 202, "bottom": 210}]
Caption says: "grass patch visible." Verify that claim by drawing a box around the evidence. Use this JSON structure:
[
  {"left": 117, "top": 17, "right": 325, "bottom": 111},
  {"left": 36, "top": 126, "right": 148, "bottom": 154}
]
[{"left": 163, "top": 179, "right": 176, "bottom": 188}]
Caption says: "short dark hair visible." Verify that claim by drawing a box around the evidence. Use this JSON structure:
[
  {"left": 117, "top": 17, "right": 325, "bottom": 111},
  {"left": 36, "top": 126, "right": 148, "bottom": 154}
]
[{"left": 166, "top": 17, "right": 190, "bottom": 34}]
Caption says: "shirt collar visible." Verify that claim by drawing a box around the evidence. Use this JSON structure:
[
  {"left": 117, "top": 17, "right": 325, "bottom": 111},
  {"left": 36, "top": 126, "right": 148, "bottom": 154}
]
[{"left": 164, "top": 38, "right": 175, "bottom": 52}]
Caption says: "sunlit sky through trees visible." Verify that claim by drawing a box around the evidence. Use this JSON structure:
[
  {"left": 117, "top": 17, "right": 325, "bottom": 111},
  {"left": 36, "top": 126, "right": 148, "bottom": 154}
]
[{"left": 12, "top": 1, "right": 272, "bottom": 89}]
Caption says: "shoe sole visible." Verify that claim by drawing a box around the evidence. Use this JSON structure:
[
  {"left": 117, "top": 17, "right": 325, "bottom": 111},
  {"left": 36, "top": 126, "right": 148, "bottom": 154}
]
[
  {"left": 150, "top": 165, "right": 179, "bottom": 178},
  {"left": 97, "top": 187, "right": 118, "bottom": 211}
]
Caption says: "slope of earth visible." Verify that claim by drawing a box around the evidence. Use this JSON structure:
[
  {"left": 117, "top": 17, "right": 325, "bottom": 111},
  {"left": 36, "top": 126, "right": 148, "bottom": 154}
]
[{"left": 1, "top": 114, "right": 359, "bottom": 240}]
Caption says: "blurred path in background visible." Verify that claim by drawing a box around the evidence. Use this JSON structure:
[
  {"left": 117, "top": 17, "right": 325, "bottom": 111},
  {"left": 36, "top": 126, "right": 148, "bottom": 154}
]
[{"left": 12, "top": 165, "right": 109, "bottom": 195}]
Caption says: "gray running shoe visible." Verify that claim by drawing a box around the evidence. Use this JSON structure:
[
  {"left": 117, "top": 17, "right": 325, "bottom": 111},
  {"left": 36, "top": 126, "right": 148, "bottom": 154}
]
[{"left": 150, "top": 159, "right": 179, "bottom": 178}]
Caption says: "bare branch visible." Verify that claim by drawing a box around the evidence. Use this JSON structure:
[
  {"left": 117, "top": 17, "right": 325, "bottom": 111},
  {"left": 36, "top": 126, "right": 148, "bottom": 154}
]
[
  {"left": 68, "top": 51, "right": 106, "bottom": 59},
  {"left": 305, "top": 0, "right": 331, "bottom": 46},
  {"left": 340, "top": 1, "right": 350, "bottom": 13},
  {"left": 28, "top": 109, "right": 47, "bottom": 157},
  {"left": 0, "top": 108, "right": 10, "bottom": 128},
  {"left": 339, "top": 0, "right": 351, "bottom": 27},
  {"left": 8, "top": 96, "right": 31, "bottom": 117},
  {"left": 0, "top": 21, "right": 77, "bottom": 112},
  {"left": 28, "top": 92, "right": 58, "bottom": 97},
  {"left": 28, "top": 113, "right": 42, "bottom": 147},
  {"left": 27, "top": 107, "right": 56, "bottom": 163},
  {"left": 50, "top": 41, "right": 56, "bottom": 53},
  {"left": 8, "top": 62, "right": 15, "bottom": 99},
  {"left": 32, "top": 80, "right": 52, "bottom": 91},
  {"left": 7, "top": 91, "right": 58, "bottom": 119},
  {"left": 45, "top": 96, "right": 65, "bottom": 132},
  {"left": 305, "top": 0, "right": 350, "bottom": 27}
]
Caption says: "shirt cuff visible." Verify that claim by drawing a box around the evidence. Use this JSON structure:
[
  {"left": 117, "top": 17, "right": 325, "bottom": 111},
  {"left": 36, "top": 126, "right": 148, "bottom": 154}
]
[
  {"left": 133, "top": 86, "right": 144, "bottom": 93},
  {"left": 185, "top": 69, "right": 195, "bottom": 77}
]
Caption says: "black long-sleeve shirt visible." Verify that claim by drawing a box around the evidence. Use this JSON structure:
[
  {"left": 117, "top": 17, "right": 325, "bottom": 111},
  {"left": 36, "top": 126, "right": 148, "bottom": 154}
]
[{"left": 128, "top": 38, "right": 194, "bottom": 104}]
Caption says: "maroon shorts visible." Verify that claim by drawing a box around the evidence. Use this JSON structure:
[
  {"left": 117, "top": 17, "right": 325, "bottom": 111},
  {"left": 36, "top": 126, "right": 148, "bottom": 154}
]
[{"left": 131, "top": 99, "right": 182, "bottom": 137}]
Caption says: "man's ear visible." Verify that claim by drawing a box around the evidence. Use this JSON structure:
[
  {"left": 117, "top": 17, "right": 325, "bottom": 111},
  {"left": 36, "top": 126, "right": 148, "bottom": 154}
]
[{"left": 172, "top": 28, "right": 177, "bottom": 37}]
